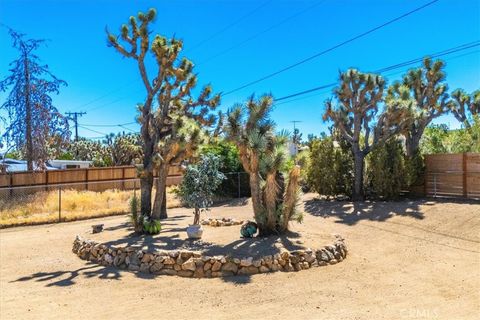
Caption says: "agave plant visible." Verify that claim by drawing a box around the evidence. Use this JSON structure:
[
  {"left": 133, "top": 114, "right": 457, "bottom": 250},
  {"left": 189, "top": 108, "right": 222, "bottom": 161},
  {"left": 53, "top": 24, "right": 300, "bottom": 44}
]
[{"left": 226, "top": 95, "right": 302, "bottom": 236}]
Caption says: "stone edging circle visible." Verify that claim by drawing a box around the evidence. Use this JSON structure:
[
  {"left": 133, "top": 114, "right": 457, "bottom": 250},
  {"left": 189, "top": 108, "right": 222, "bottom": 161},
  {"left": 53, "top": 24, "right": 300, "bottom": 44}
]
[{"left": 72, "top": 235, "right": 347, "bottom": 278}]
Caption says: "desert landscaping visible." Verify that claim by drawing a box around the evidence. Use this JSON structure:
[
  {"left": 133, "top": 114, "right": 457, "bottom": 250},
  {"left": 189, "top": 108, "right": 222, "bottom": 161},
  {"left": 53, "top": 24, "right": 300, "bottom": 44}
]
[{"left": 1, "top": 194, "right": 479, "bottom": 319}]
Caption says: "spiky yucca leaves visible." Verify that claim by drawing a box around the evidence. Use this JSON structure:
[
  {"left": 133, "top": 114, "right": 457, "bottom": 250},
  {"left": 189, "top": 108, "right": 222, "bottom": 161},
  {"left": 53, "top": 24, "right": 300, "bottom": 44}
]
[
  {"left": 388, "top": 57, "right": 449, "bottom": 157},
  {"left": 324, "top": 69, "right": 409, "bottom": 201},
  {"left": 448, "top": 89, "right": 480, "bottom": 129},
  {"left": 226, "top": 95, "right": 301, "bottom": 235},
  {"left": 107, "top": 8, "right": 220, "bottom": 220}
]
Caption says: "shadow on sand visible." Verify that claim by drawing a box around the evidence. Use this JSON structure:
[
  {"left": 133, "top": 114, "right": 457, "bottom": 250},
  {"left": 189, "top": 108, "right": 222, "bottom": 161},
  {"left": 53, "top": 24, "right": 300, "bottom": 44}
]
[{"left": 303, "top": 197, "right": 429, "bottom": 225}]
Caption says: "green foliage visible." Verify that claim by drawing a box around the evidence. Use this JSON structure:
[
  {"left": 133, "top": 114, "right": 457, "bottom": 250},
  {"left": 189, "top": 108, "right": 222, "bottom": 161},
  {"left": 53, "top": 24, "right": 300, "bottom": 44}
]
[
  {"left": 177, "top": 154, "right": 225, "bottom": 224},
  {"left": 142, "top": 217, "right": 161, "bottom": 235},
  {"left": 200, "top": 141, "right": 242, "bottom": 172},
  {"left": 307, "top": 137, "right": 353, "bottom": 198},
  {"left": 366, "top": 139, "right": 406, "bottom": 199},
  {"left": 199, "top": 140, "right": 250, "bottom": 197},
  {"left": 405, "top": 150, "right": 425, "bottom": 187},
  {"left": 4, "top": 150, "right": 22, "bottom": 160},
  {"left": 420, "top": 118, "right": 480, "bottom": 154}
]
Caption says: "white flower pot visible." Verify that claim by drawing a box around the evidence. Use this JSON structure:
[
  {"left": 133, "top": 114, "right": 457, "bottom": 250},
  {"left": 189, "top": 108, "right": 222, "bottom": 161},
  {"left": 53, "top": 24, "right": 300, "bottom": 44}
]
[{"left": 186, "top": 224, "right": 203, "bottom": 239}]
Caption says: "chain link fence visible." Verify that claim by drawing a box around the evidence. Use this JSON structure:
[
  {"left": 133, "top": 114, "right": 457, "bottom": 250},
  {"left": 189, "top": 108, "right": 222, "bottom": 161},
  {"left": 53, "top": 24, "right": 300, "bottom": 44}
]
[{"left": 0, "top": 172, "right": 250, "bottom": 228}]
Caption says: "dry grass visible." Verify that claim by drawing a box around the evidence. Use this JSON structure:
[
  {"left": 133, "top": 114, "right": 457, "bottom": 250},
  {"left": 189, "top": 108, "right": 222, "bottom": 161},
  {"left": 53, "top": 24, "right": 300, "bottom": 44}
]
[{"left": 0, "top": 187, "right": 181, "bottom": 228}]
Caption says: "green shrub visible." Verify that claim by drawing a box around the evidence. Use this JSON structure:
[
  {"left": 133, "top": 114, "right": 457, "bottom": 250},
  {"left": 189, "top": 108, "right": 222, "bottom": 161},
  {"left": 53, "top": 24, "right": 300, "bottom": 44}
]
[
  {"left": 366, "top": 138, "right": 406, "bottom": 199},
  {"left": 200, "top": 141, "right": 250, "bottom": 197},
  {"left": 307, "top": 137, "right": 353, "bottom": 198}
]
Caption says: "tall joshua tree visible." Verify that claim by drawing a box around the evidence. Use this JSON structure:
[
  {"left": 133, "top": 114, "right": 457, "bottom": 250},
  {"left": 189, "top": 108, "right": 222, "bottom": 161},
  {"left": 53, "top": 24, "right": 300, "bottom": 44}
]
[
  {"left": 448, "top": 89, "right": 480, "bottom": 129},
  {"left": 388, "top": 58, "right": 449, "bottom": 157},
  {"left": 226, "top": 95, "right": 302, "bottom": 235},
  {"left": 107, "top": 9, "right": 219, "bottom": 219},
  {"left": 324, "top": 69, "right": 409, "bottom": 201},
  {"left": 0, "top": 28, "right": 69, "bottom": 170}
]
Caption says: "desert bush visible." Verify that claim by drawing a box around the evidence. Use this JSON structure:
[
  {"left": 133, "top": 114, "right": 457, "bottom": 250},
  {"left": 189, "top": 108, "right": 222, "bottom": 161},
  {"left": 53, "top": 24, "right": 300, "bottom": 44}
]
[
  {"left": 366, "top": 138, "right": 406, "bottom": 199},
  {"left": 200, "top": 141, "right": 250, "bottom": 197},
  {"left": 307, "top": 137, "right": 353, "bottom": 198}
]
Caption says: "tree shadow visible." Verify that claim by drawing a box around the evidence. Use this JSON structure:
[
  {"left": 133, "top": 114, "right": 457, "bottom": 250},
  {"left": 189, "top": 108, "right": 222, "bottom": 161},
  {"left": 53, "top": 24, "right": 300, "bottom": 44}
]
[
  {"left": 213, "top": 197, "right": 250, "bottom": 207},
  {"left": 304, "top": 198, "right": 427, "bottom": 225},
  {"left": 11, "top": 262, "right": 121, "bottom": 287}
]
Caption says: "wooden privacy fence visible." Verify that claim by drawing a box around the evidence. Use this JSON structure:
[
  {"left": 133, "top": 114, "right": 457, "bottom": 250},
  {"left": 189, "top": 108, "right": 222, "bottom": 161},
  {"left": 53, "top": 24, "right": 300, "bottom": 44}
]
[
  {"left": 424, "top": 153, "right": 480, "bottom": 199},
  {"left": 0, "top": 165, "right": 183, "bottom": 190}
]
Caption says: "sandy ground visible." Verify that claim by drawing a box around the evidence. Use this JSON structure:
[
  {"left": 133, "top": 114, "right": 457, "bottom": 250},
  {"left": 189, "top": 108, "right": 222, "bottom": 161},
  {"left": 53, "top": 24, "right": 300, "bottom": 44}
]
[{"left": 0, "top": 194, "right": 479, "bottom": 320}]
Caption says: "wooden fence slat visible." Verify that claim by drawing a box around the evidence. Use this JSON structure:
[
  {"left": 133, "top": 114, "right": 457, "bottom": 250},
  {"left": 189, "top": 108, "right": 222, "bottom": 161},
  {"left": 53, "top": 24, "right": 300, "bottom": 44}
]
[
  {"left": 0, "top": 165, "right": 182, "bottom": 189},
  {"left": 424, "top": 153, "right": 480, "bottom": 199}
]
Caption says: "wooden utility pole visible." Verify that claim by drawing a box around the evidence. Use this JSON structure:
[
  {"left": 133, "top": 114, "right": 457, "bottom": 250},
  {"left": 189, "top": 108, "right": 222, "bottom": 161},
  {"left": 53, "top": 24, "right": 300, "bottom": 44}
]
[{"left": 66, "top": 112, "right": 86, "bottom": 141}]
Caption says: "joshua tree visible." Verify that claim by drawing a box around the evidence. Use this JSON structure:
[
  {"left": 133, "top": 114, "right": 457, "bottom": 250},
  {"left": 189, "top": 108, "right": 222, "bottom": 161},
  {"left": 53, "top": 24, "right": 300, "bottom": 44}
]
[
  {"left": 324, "top": 69, "right": 409, "bottom": 201},
  {"left": 106, "top": 8, "right": 220, "bottom": 219},
  {"left": 389, "top": 58, "right": 449, "bottom": 157},
  {"left": 0, "top": 27, "right": 69, "bottom": 170},
  {"left": 448, "top": 89, "right": 480, "bottom": 129},
  {"left": 226, "top": 95, "right": 302, "bottom": 235}
]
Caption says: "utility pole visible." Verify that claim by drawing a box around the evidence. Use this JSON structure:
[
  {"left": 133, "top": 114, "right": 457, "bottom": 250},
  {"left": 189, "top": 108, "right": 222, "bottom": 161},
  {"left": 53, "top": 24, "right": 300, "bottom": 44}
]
[
  {"left": 66, "top": 112, "right": 86, "bottom": 141},
  {"left": 290, "top": 120, "right": 302, "bottom": 157}
]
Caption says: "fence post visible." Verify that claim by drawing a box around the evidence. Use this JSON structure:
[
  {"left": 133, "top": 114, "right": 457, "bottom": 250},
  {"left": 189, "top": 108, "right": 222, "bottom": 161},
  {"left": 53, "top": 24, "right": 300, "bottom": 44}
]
[
  {"left": 433, "top": 174, "right": 437, "bottom": 198},
  {"left": 133, "top": 180, "right": 137, "bottom": 198},
  {"left": 462, "top": 152, "right": 467, "bottom": 198},
  {"left": 58, "top": 186, "right": 62, "bottom": 223},
  {"left": 237, "top": 172, "right": 241, "bottom": 198}
]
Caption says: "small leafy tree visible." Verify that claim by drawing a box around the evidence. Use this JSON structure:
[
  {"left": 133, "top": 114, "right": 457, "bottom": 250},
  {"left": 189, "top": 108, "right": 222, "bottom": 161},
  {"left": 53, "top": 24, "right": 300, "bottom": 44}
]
[
  {"left": 449, "top": 89, "right": 480, "bottom": 129},
  {"left": 307, "top": 136, "right": 353, "bottom": 198},
  {"left": 324, "top": 69, "right": 409, "bottom": 200},
  {"left": 226, "top": 95, "right": 302, "bottom": 235},
  {"left": 0, "top": 28, "right": 69, "bottom": 170},
  {"left": 366, "top": 138, "right": 405, "bottom": 199},
  {"left": 107, "top": 9, "right": 220, "bottom": 220},
  {"left": 177, "top": 154, "right": 225, "bottom": 225}
]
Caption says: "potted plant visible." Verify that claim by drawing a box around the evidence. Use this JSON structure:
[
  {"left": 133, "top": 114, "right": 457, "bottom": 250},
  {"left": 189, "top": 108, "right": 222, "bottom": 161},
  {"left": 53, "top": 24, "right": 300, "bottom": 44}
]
[{"left": 177, "top": 154, "right": 225, "bottom": 239}]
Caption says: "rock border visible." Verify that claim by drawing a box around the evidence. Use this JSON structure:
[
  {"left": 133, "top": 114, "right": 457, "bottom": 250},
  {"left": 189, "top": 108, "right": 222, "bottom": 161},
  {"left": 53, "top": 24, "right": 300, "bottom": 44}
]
[
  {"left": 200, "top": 218, "right": 243, "bottom": 227},
  {"left": 72, "top": 235, "right": 347, "bottom": 278}
]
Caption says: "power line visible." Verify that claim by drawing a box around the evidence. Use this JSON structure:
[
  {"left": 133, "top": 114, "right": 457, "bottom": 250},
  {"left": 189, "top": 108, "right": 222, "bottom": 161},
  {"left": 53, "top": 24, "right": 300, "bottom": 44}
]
[
  {"left": 65, "top": 112, "right": 86, "bottom": 141},
  {"left": 71, "top": 1, "right": 323, "bottom": 113},
  {"left": 78, "top": 121, "right": 137, "bottom": 127},
  {"left": 198, "top": 0, "right": 326, "bottom": 65},
  {"left": 77, "top": 125, "right": 108, "bottom": 136},
  {"left": 222, "top": 0, "right": 440, "bottom": 96},
  {"left": 274, "top": 40, "right": 480, "bottom": 102},
  {"left": 184, "top": 0, "right": 273, "bottom": 54}
]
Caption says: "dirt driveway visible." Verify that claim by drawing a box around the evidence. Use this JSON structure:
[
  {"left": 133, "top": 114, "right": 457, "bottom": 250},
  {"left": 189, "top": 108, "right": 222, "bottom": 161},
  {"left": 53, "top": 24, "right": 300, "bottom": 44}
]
[{"left": 1, "top": 194, "right": 479, "bottom": 320}]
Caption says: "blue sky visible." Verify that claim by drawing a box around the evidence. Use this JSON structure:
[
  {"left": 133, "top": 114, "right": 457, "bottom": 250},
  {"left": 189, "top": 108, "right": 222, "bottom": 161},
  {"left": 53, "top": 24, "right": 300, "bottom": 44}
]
[{"left": 0, "top": 0, "right": 479, "bottom": 141}]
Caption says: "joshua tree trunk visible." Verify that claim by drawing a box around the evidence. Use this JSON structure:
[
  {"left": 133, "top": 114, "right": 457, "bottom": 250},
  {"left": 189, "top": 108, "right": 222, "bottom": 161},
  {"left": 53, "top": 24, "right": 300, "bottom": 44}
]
[
  {"left": 405, "top": 131, "right": 423, "bottom": 158},
  {"left": 140, "top": 170, "right": 153, "bottom": 217},
  {"left": 352, "top": 151, "right": 365, "bottom": 201},
  {"left": 264, "top": 172, "right": 278, "bottom": 232},
  {"left": 152, "top": 164, "right": 169, "bottom": 219},
  {"left": 249, "top": 172, "right": 265, "bottom": 230},
  {"left": 280, "top": 166, "right": 300, "bottom": 232}
]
